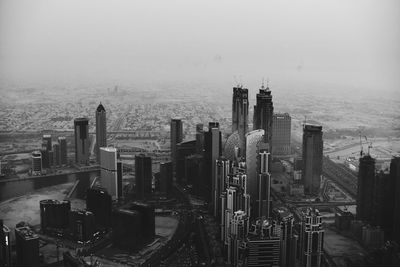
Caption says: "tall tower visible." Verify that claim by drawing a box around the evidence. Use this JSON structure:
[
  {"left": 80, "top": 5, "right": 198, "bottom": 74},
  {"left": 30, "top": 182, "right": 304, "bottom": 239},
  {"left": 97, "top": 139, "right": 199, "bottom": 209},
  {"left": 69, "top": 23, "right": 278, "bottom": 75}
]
[
  {"left": 258, "top": 150, "right": 271, "bottom": 219},
  {"left": 99, "top": 147, "right": 122, "bottom": 200},
  {"left": 58, "top": 136, "right": 67, "bottom": 165},
  {"left": 356, "top": 154, "right": 375, "bottom": 221},
  {"left": 391, "top": 156, "right": 400, "bottom": 243},
  {"left": 96, "top": 103, "right": 107, "bottom": 163},
  {"left": 205, "top": 122, "right": 221, "bottom": 204},
  {"left": 135, "top": 154, "right": 152, "bottom": 199},
  {"left": 300, "top": 208, "right": 324, "bottom": 267},
  {"left": 232, "top": 86, "right": 249, "bottom": 155},
  {"left": 302, "top": 124, "right": 323, "bottom": 195},
  {"left": 272, "top": 113, "right": 291, "bottom": 155},
  {"left": 253, "top": 83, "right": 274, "bottom": 148},
  {"left": 170, "top": 119, "right": 183, "bottom": 179},
  {"left": 74, "top": 118, "right": 90, "bottom": 165}
]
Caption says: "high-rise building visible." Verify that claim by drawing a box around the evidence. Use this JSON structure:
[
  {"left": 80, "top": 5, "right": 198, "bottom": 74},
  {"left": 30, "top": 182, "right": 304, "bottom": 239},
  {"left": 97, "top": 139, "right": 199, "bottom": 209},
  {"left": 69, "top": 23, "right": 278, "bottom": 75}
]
[
  {"left": 135, "top": 154, "right": 152, "bottom": 199},
  {"left": 196, "top": 123, "right": 204, "bottom": 154},
  {"left": 245, "top": 219, "right": 281, "bottom": 267},
  {"left": 185, "top": 154, "right": 204, "bottom": 197},
  {"left": 204, "top": 122, "right": 222, "bottom": 204},
  {"left": 112, "top": 208, "right": 143, "bottom": 248},
  {"left": 391, "top": 156, "right": 400, "bottom": 244},
  {"left": 15, "top": 226, "right": 39, "bottom": 267},
  {"left": 227, "top": 210, "right": 249, "bottom": 266},
  {"left": 41, "top": 143, "right": 50, "bottom": 169},
  {"left": 69, "top": 210, "right": 95, "bottom": 242},
  {"left": 272, "top": 113, "right": 291, "bottom": 155},
  {"left": 95, "top": 103, "right": 107, "bottom": 163},
  {"left": 42, "top": 134, "right": 52, "bottom": 151},
  {"left": 99, "top": 147, "right": 122, "bottom": 200},
  {"left": 257, "top": 150, "right": 271, "bottom": 219},
  {"left": 58, "top": 136, "right": 67, "bottom": 165},
  {"left": 302, "top": 124, "right": 323, "bottom": 195},
  {"left": 159, "top": 161, "right": 173, "bottom": 195},
  {"left": 176, "top": 140, "right": 196, "bottom": 184},
  {"left": 214, "top": 157, "right": 230, "bottom": 217},
  {"left": 52, "top": 143, "right": 60, "bottom": 166},
  {"left": 232, "top": 86, "right": 249, "bottom": 155},
  {"left": 356, "top": 154, "right": 375, "bottom": 221},
  {"left": 253, "top": 83, "right": 274, "bottom": 148},
  {"left": 31, "top": 151, "right": 42, "bottom": 175},
  {"left": 372, "top": 170, "right": 395, "bottom": 233},
  {"left": 74, "top": 118, "right": 90, "bottom": 165},
  {"left": 300, "top": 208, "right": 324, "bottom": 267},
  {"left": 86, "top": 187, "right": 112, "bottom": 228},
  {"left": 0, "top": 220, "right": 11, "bottom": 267},
  {"left": 40, "top": 199, "right": 71, "bottom": 233},
  {"left": 170, "top": 118, "right": 183, "bottom": 178},
  {"left": 273, "top": 206, "right": 294, "bottom": 267}
]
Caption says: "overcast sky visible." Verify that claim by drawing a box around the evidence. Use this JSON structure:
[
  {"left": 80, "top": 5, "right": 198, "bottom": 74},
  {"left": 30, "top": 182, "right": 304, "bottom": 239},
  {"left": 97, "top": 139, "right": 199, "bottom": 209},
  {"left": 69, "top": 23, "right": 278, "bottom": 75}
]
[{"left": 0, "top": 0, "right": 399, "bottom": 93}]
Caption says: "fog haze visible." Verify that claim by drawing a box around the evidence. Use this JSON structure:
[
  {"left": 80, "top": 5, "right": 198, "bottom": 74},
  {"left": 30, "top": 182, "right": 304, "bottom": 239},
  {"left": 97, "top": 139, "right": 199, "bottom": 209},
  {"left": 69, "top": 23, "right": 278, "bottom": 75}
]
[{"left": 0, "top": 0, "right": 399, "bottom": 95}]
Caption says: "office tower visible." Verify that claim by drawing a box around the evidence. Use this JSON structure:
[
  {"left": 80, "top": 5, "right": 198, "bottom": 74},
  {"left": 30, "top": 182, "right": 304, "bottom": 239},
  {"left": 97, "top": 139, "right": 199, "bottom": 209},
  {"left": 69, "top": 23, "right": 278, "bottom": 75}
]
[
  {"left": 302, "top": 124, "right": 323, "bottom": 195},
  {"left": 391, "top": 156, "right": 400, "bottom": 244},
  {"left": 99, "top": 147, "right": 122, "bottom": 200},
  {"left": 225, "top": 131, "right": 242, "bottom": 162},
  {"left": 135, "top": 154, "right": 152, "bottom": 199},
  {"left": 40, "top": 199, "right": 71, "bottom": 233},
  {"left": 253, "top": 83, "right": 274, "bottom": 148},
  {"left": 196, "top": 123, "right": 204, "bottom": 154},
  {"left": 214, "top": 157, "right": 230, "bottom": 217},
  {"left": 129, "top": 202, "right": 155, "bottom": 240},
  {"left": 245, "top": 129, "right": 264, "bottom": 209},
  {"left": 40, "top": 142, "right": 50, "bottom": 169},
  {"left": 232, "top": 86, "right": 249, "bottom": 155},
  {"left": 185, "top": 154, "right": 204, "bottom": 196},
  {"left": 372, "top": 170, "right": 395, "bottom": 233},
  {"left": 42, "top": 134, "right": 52, "bottom": 151},
  {"left": 0, "top": 220, "right": 11, "bottom": 267},
  {"left": 160, "top": 161, "right": 173, "bottom": 195},
  {"left": 31, "top": 151, "right": 42, "bottom": 175},
  {"left": 204, "top": 122, "right": 222, "bottom": 203},
  {"left": 112, "top": 208, "right": 142, "bottom": 248},
  {"left": 58, "top": 136, "right": 67, "bottom": 165},
  {"left": 258, "top": 150, "right": 271, "bottom": 219},
  {"left": 245, "top": 219, "right": 281, "bottom": 267},
  {"left": 356, "top": 154, "right": 375, "bottom": 221},
  {"left": 74, "top": 118, "right": 90, "bottom": 165},
  {"left": 52, "top": 143, "right": 60, "bottom": 166},
  {"left": 95, "top": 103, "right": 107, "bottom": 162},
  {"left": 273, "top": 206, "right": 294, "bottom": 267},
  {"left": 69, "top": 210, "right": 95, "bottom": 242},
  {"left": 170, "top": 118, "right": 183, "bottom": 178},
  {"left": 300, "top": 209, "right": 324, "bottom": 267},
  {"left": 227, "top": 210, "right": 249, "bottom": 266},
  {"left": 86, "top": 187, "right": 112, "bottom": 228},
  {"left": 176, "top": 140, "right": 196, "bottom": 184},
  {"left": 272, "top": 113, "right": 291, "bottom": 155},
  {"left": 15, "top": 226, "right": 39, "bottom": 267}
]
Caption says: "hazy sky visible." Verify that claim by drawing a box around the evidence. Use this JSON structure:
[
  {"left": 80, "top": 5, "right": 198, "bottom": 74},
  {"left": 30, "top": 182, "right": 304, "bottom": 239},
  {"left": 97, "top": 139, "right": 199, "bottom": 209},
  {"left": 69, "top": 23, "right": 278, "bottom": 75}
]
[{"left": 0, "top": 0, "right": 399, "bottom": 93}]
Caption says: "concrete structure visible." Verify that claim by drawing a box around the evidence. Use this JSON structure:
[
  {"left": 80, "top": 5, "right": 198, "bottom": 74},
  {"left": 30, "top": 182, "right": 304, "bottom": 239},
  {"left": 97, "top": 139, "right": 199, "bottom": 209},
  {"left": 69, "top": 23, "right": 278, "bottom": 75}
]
[
  {"left": 272, "top": 113, "right": 291, "bottom": 155},
  {"left": 302, "top": 124, "right": 323, "bottom": 195},
  {"left": 74, "top": 118, "right": 90, "bottom": 165},
  {"left": 95, "top": 103, "right": 107, "bottom": 162},
  {"left": 100, "top": 147, "right": 122, "bottom": 200},
  {"left": 253, "top": 83, "right": 274, "bottom": 148},
  {"left": 232, "top": 86, "right": 249, "bottom": 156}
]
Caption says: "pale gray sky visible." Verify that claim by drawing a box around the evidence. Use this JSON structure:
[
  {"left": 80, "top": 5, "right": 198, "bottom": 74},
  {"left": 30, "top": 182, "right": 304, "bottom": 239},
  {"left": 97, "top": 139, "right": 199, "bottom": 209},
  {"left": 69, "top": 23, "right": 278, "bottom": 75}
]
[{"left": 0, "top": 0, "right": 399, "bottom": 93}]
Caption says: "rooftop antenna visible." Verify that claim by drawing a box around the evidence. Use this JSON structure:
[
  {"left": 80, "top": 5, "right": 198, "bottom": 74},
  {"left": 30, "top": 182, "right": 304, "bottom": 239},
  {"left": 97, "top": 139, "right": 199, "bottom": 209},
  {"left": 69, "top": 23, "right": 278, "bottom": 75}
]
[{"left": 261, "top": 78, "right": 265, "bottom": 89}]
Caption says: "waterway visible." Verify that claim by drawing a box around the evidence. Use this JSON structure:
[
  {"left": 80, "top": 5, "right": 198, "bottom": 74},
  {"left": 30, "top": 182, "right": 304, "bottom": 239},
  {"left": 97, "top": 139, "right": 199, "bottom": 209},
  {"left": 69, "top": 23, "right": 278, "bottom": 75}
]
[{"left": 0, "top": 170, "right": 100, "bottom": 202}]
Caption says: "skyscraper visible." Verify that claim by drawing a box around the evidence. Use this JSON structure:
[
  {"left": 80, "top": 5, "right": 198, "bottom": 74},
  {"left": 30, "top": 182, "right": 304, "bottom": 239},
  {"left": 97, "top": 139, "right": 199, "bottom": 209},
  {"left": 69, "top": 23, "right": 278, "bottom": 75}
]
[
  {"left": 302, "top": 124, "right": 323, "bottom": 195},
  {"left": 196, "top": 123, "right": 204, "bottom": 154},
  {"left": 272, "top": 113, "right": 291, "bottom": 155},
  {"left": 74, "top": 118, "right": 90, "bottom": 165},
  {"left": 95, "top": 103, "right": 107, "bottom": 163},
  {"left": 356, "top": 154, "right": 375, "bottom": 221},
  {"left": 214, "top": 157, "right": 230, "bottom": 217},
  {"left": 300, "top": 209, "right": 324, "bottom": 267},
  {"left": 273, "top": 206, "right": 295, "bottom": 267},
  {"left": 52, "top": 142, "right": 60, "bottom": 166},
  {"left": 391, "top": 156, "right": 400, "bottom": 243},
  {"left": 15, "top": 226, "right": 39, "bottom": 267},
  {"left": 31, "top": 151, "right": 42, "bottom": 175},
  {"left": 257, "top": 150, "right": 271, "bottom": 219},
  {"left": 253, "top": 83, "right": 274, "bottom": 148},
  {"left": 160, "top": 161, "right": 173, "bottom": 195},
  {"left": 42, "top": 134, "right": 52, "bottom": 151},
  {"left": 58, "top": 136, "right": 67, "bottom": 165},
  {"left": 204, "top": 122, "right": 221, "bottom": 204},
  {"left": 170, "top": 118, "right": 183, "bottom": 178},
  {"left": 135, "top": 154, "right": 152, "bottom": 199},
  {"left": 100, "top": 147, "right": 122, "bottom": 200},
  {"left": 86, "top": 187, "right": 112, "bottom": 228},
  {"left": 232, "top": 86, "right": 249, "bottom": 155},
  {"left": 0, "top": 220, "right": 11, "bottom": 267}
]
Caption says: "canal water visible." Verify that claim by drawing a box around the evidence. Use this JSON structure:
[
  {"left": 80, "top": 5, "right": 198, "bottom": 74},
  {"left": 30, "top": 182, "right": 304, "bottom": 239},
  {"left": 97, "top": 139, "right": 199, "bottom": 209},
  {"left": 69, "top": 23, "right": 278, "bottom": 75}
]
[{"left": 0, "top": 170, "right": 100, "bottom": 202}]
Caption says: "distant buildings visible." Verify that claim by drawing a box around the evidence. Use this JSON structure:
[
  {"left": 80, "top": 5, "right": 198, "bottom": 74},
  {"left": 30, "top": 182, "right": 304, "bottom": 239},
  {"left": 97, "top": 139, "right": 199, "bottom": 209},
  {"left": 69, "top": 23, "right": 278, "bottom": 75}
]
[
  {"left": 135, "top": 154, "right": 152, "bottom": 199},
  {"left": 15, "top": 226, "right": 39, "bottom": 267},
  {"left": 300, "top": 209, "right": 324, "bottom": 267},
  {"left": 58, "top": 136, "right": 67, "bottom": 165},
  {"left": 356, "top": 154, "right": 375, "bottom": 221},
  {"left": 302, "top": 124, "right": 323, "bottom": 195},
  {"left": 74, "top": 118, "right": 90, "bottom": 165},
  {"left": 272, "top": 113, "right": 291, "bottom": 155},
  {"left": 95, "top": 103, "right": 107, "bottom": 163},
  {"left": 31, "top": 151, "right": 42, "bottom": 175},
  {"left": 99, "top": 147, "right": 122, "bottom": 200},
  {"left": 170, "top": 118, "right": 183, "bottom": 178},
  {"left": 52, "top": 142, "right": 60, "bottom": 166},
  {"left": 253, "top": 83, "right": 274, "bottom": 148},
  {"left": 159, "top": 161, "right": 173, "bottom": 195}
]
